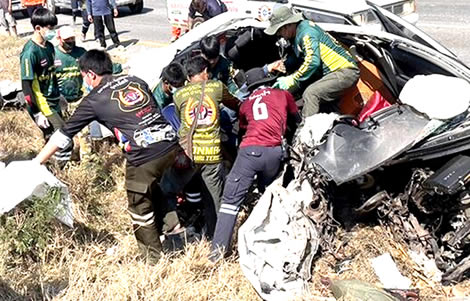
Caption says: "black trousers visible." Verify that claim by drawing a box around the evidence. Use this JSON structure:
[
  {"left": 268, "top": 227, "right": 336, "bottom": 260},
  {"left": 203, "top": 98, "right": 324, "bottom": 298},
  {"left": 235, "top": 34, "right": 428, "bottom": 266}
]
[{"left": 93, "top": 14, "right": 120, "bottom": 45}]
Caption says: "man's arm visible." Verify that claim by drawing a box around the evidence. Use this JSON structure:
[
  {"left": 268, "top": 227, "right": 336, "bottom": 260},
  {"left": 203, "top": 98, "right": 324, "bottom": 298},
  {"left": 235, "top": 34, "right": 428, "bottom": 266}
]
[
  {"left": 35, "top": 98, "right": 98, "bottom": 164},
  {"left": 220, "top": 84, "right": 239, "bottom": 111},
  {"left": 86, "top": 0, "right": 93, "bottom": 21},
  {"left": 291, "top": 33, "right": 321, "bottom": 83}
]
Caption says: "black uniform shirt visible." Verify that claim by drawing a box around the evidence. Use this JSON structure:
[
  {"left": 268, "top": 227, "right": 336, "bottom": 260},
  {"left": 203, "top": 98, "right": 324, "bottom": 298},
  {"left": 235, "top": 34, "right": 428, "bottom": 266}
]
[{"left": 60, "top": 75, "right": 178, "bottom": 166}]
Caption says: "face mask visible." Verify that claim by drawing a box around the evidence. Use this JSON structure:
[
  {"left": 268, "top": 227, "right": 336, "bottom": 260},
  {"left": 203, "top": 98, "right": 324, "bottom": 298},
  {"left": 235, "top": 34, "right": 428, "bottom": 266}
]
[
  {"left": 83, "top": 76, "right": 94, "bottom": 93},
  {"left": 62, "top": 40, "right": 76, "bottom": 52},
  {"left": 43, "top": 29, "right": 56, "bottom": 41},
  {"left": 171, "top": 86, "right": 178, "bottom": 94}
]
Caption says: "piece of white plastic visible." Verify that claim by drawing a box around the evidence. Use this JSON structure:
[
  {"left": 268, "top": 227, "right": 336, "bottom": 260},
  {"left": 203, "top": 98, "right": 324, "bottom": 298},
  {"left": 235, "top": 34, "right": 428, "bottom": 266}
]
[
  {"left": 399, "top": 74, "right": 470, "bottom": 120},
  {"left": 299, "top": 113, "right": 339, "bottom": 148},
  {"left": 238, "top": 175, "right": 319, "bottom": 300},
  {"left": 371, "top": 253, "right": 412, "bottom": 289},
  {"left": 0, "top": 160, "right": 74, "bottom": 227}
]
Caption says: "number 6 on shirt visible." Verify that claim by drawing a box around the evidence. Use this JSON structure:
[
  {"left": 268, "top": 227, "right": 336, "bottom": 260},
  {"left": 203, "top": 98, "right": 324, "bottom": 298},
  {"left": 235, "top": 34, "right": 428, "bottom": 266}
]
[{"left": 253, "top": 97, "right": 268, "bottom": 120}]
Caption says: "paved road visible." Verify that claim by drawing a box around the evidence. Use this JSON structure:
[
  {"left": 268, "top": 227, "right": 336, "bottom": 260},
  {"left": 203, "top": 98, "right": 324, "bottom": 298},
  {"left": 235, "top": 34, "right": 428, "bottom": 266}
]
[
  {"left": 12, "top": 0, "right": 470, "bottom": 64},
  {"left": 416, "top": 0, "right": 470, "bottom": 65}
]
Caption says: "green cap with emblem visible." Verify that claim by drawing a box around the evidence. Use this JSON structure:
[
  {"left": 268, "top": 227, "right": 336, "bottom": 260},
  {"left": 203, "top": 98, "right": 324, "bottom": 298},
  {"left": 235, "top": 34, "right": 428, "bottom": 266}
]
[{"left": 264, "top": 6, "right": 303, "bottom": 35}]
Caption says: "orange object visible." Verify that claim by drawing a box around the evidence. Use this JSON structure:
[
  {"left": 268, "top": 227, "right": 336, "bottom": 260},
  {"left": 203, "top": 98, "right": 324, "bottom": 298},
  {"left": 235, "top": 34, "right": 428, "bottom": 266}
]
[
  {"left": 21, "top": 0, "right": 45, "bottom": 7},
  {"left": 339, "top": 58, "right": 395, "bottom": 116}
]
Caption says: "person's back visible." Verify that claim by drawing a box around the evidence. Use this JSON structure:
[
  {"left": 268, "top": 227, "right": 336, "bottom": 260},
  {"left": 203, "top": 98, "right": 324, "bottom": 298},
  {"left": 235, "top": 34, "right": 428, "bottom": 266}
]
[
  {"left": 239, "top": 86, "right": 297, "bottom": 148},
  {"left": 294, "top": 20, "right": 356, "bottom": 79},
  {"left": 173, "top": 79, "right": 225, "bottom": 164},
  {"left": 66, "top": 74, "right": 177, "bottom": 165}
]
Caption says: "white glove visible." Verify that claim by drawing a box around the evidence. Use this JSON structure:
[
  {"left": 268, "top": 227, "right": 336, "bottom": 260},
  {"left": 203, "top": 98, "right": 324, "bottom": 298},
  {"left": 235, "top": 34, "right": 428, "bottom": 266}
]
[{"left": 33, "top": 112, "right": 50, "bottom": 129}]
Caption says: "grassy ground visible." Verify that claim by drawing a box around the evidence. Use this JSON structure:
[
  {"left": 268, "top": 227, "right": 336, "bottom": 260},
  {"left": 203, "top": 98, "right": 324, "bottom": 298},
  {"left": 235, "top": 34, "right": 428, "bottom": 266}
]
[{"left": 1, "top": 36, "right": 469, "bottom": 300}]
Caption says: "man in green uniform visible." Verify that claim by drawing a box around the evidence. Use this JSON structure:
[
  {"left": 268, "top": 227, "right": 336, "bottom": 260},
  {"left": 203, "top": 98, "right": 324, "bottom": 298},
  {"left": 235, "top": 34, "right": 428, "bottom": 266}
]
[
  {"left": 20, "top": 8, "right": 73, "bottom": 165},
  {"left": 265, "top": 6, "right": 360, "bottom": 117},
  {"left": 161, "top": 56, "right": 239, "bottom": 238},
  {"left": 55, "top": 25, "right": 87, "bottom": 103},
  {"left": 152, "top": 62, "right": 186, "bottom": 110}
]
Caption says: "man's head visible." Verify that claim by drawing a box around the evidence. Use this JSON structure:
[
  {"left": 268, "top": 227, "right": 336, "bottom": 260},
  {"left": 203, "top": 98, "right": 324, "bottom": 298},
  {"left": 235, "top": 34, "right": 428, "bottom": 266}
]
[
  {"left": 57, "top": 26, "right": 76, "bottom": 53},
  {"left": 264, "top": 6, "right": 302, "bottom": 39},
  {"left": 31, "top": 8, "right": 58, "bottom": 41},
  {"left": 200, "top": 36, "right": 220, "bottom": 68},
  {"left": 185, "top": 55, "right": 209, "bottom": 83},
  {"left": 161, "top": 62, "right": 186, "bottom": 94},
  {"left": 78, "top": 50, "right": 113, "bottom": 89},
  {"left": 245, "top": 68, "right": 277, "bottom": 92},
  {"left": 192, "top": 0, "right": 207, "bottom": 14}
]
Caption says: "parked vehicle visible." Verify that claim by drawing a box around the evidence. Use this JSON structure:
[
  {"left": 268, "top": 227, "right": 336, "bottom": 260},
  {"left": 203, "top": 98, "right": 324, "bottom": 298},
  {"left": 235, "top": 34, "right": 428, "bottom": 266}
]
[{"left": 166, "top": 0, "right": 418, "bottom": 40}]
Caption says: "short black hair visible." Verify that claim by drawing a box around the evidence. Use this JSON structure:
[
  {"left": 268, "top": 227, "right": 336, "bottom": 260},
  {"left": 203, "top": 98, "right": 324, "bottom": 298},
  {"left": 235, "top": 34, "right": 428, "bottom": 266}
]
[
  {"left": 200, "top": 36, "right": 220, "bottom": 60},
  {"left": 78, "top": 50, "right": 113, "bottom": 75},
  {"left": 161, "top": 62, "right": 186, "bottom": 88},
  {"left": 185, "top": 56, "right": 209, "bottom": 78},
  {"left": 31, "top": 8, "right": 58, "bottom": 28}
]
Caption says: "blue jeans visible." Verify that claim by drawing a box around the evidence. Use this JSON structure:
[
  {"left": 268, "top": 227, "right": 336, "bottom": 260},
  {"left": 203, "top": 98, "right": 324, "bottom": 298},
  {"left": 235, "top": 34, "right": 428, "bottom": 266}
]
[{"left": 211, "top": 145, "right": 282, "bottom": 255}]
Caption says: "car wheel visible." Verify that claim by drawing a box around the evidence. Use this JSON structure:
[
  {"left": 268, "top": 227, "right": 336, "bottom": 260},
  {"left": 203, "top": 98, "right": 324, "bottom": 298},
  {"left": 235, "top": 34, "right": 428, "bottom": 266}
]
[{"left": 129, "top": 0, "right": 143, "bottom": 14}]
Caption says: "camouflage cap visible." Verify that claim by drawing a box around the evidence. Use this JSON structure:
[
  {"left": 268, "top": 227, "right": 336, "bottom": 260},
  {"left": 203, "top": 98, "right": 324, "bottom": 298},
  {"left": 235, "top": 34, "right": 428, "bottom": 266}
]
[{"left": 264, "top": 6, "right": 303, "bottom": 36}]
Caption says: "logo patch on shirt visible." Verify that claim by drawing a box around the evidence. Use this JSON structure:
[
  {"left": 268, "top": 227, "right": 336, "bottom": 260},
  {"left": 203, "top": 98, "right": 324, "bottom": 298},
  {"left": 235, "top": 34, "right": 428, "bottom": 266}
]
[
  {"left": 40, "top": 59, "right": 48, "bottom": 67},
  {"left": 54, "top": 59, "right": 62, "bottom": 67},
  {"left": 184, "top": 95, "right": 217, "bottom": 126},
  {"left": 111, "top": 82, "right": 150, "bottom": 112}
]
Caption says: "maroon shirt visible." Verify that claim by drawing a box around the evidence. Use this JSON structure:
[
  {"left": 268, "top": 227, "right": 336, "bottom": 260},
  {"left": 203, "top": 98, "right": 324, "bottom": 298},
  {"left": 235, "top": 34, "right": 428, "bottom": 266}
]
[{"left": 239, "top": 87, "right": 298, "bottom": 148}]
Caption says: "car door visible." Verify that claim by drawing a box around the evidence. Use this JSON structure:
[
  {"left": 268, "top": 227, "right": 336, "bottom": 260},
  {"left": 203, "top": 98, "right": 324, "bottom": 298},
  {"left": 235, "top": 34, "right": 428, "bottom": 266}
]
[{"left": 366, "top": 1, "right": 457, "bottom": 58}]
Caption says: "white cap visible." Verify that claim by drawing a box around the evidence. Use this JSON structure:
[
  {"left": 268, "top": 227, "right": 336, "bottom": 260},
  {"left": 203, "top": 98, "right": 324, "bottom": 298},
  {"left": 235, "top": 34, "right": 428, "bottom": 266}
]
[{"left": 58, "top": 26, "right": 75, "bottom": 39}]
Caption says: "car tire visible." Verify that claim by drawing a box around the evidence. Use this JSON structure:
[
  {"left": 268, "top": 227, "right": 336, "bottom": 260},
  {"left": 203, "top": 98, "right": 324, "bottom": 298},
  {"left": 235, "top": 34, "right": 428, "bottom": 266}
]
[{"left": 129, "top": 0, "right": 143, "bottom": 14}]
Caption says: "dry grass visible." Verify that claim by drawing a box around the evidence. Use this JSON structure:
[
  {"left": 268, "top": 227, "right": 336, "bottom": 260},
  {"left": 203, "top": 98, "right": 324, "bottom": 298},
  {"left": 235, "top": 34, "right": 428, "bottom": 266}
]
[
  {"left": 0, "top": 35, "right": 25, "bottom": 82},
  {"left": 1, "top": 36, "right": 470, "bottom": 301}
]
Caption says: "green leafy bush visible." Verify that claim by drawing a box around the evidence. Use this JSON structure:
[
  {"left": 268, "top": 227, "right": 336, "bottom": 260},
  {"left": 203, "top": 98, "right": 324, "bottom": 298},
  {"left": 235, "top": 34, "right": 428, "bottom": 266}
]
[{"left": 0, "top": 187, "right": 64, "bottom": 259}]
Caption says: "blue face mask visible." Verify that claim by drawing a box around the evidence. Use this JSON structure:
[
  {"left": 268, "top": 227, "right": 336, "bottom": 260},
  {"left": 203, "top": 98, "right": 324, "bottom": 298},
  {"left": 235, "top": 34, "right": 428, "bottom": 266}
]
[
  {"left": 43, "top": 29, "right": 56, "bottom": 41},
  {"left": 83, "top": 80, "right": 93, "bottom": 93}
]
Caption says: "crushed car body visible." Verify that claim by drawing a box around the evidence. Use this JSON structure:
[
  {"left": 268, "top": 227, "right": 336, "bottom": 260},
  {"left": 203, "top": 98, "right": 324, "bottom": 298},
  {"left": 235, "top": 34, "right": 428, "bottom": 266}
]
[{"left": 129, "top": 4, "right": 470, "bottom": 298}]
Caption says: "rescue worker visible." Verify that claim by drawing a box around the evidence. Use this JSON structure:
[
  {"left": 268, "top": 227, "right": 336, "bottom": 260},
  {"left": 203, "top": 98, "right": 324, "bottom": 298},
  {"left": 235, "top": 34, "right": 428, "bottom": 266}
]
[
  {"left": 187, "top": 0, "right": 227, "bottom": 29},
  {"left": 209, "top": 67, "right": 300, "bottom": 261},
  {"left": 161, "top": 55, "right": 239, "bottom": 238},
  {"left": 200, "top": 36, "right": 238, "bottom": 94},
  {"left": 155, "top": 62, "right": 205, "bottom": 211},
  {"left": 20, "top": 8, "right": 73, "bottom": 167},
  {"left": 200, "top": 36, "right": 239, "bottom": 161},
  {"left": 265, "top": 6, "right": 360, "bottom": 117},
  {"left": 33, "top": 49, "right": 181, "bottom": 261},
  {"left": 54, "top": 25, "right": 87, "bottom": 103}
]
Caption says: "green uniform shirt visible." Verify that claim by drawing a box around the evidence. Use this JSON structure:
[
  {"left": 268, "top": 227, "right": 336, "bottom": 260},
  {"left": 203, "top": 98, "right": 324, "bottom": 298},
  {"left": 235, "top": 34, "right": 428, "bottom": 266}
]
[
  {"left": 152, "top": 81, "right": 172, "bottom": 109},
  {"left": 209, "top": 56, "right": 238, "bottom": 95},
  {"left": 292, "top": 20, "right": 357, "bottom": 83},
  {"left": 54, "top": 46, "right": 87, "bottom": 102},
  {"left": 20, "top": 39, "right": 60, "bottom": 116},
  {"left": 173, "top": 80, "right": 227, "bottom": 164}
]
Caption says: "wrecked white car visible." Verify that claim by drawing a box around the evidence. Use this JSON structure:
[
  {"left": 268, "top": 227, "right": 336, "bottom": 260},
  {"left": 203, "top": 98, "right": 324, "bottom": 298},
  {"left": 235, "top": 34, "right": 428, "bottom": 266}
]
[{"left": 130, "top": 3, "right": 470, "bottom": 299}]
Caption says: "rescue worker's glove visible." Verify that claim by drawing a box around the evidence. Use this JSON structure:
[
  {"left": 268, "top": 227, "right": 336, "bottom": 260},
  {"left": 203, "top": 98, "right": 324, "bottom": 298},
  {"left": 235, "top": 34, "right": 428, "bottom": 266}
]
[
  {"left": 272, "top": 75, "right": 297, "bottom": 90},
  {"left": 33, "top": 112, "right": 50, "bottom": 129}
]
